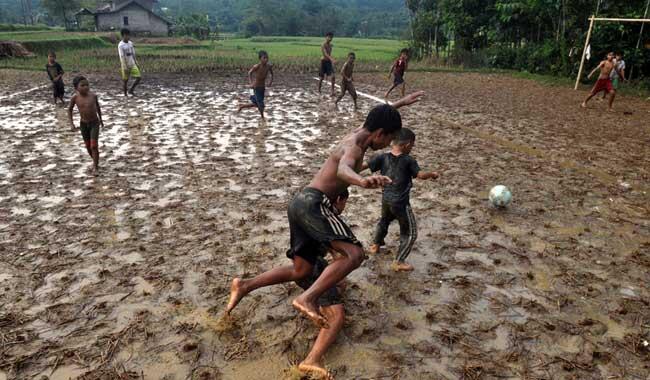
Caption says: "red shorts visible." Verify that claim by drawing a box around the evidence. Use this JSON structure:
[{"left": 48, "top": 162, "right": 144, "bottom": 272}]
[{"left": 592, "top": 78, "right": 614, "bottom": 94}]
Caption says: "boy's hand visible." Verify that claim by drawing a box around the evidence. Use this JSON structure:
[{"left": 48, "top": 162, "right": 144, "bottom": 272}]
[
  {"left": 360, "top": 175, "right": 392, "bottom": 189},
  {"left": 393, "top": 91, "right": 425, "bottom": 109}
]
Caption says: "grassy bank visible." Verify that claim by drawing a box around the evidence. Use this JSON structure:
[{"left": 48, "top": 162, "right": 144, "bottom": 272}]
[{"left": 0, "top": 31, "right": 406, "bottom": 73}]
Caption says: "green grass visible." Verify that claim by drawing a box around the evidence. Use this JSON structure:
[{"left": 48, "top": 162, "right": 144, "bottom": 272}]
[{"left": 0, "top": 32, "right": 407, "bottom": 73}]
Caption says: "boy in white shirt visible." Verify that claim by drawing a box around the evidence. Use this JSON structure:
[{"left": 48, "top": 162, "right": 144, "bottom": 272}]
[{"left": 118, "top": 28, "right": 142, "bottom": 97}]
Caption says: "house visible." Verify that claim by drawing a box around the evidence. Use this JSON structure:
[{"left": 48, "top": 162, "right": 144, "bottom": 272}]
[{"left": 76, "top": 0, "right": 172, "bottom": 36}]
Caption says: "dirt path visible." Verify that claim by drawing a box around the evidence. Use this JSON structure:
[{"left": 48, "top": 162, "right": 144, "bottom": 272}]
[{"left": 0, "top": 69, "right": 649, "bottom": 380}]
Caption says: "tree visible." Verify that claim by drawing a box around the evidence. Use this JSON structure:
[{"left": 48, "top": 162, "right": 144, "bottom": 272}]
[{"left": 41, "top": 0, "right": 81, "bottom": 29}]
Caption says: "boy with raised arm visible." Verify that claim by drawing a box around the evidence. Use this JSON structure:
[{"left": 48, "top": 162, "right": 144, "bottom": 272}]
[
  {"left": 318, "top": 32, "right": 336, "bottom": 96},
  {"left": 226, "top": 91, "right": 425, "bottom": 329},
  {"left": 385, "top": 48, "right": 409, "bottom": 100},
  {"left": 335, "top": 52, "right": 358, "bottom": 110},
  {"left": 118, "top": 28, "right": 142, "bottom": 97},
  {"left": 581, "top": 52, "right": 620, "bottom": 111},
  {"left": 366, "top": 128, "right": 439, "bottom": 272},
  {"left": 68, "top": 76, "right": 104, "bottom": 175},
  {"left": 237, "top": 50, "right": 273, "bottom": 119}
]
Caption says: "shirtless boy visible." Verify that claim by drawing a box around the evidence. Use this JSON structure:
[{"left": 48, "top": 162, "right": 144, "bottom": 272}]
[
  {"left": 318, "top": 32, "right": 336, "bottom": 96},
  {"left": 68, "top": 76, "right": 104, "bottom": 174},
  {"left": 226, "top": 91, "right": 425, "bottom": 331},
  {"left": 237, "top": 50, "right": 274, "bottom": 119},
  {"left": 335, "top": 52, "right": 358, "bottom": 110},
  {"left": 582, "top": 52, "right": 621, "bottom": 111}
]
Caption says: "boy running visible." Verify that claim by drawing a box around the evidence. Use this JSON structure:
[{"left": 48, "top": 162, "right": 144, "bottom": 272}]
[
  {"left": 45, "top": 51, "right": 65, "bottom": 105},
  {"left": 367, "top": 128, "right": 439, "bottom": 272},
  {"left": 602, "top": 52, "right": 626, "bottom": 101},
  {"left": 237, "top": 50, "right": 274, "bottom": 119},
  {"left": 226, "top": 91, "right": 425, "bottom": 329},
  {"left": 581, "top": 52, "right": 620, "bottom": 111},
  {"left": 118, "top": 28, "right": 142, "bottom": 97},
  {"left": 318, "top": 32, "right": 336, "bottom": 96},
  {"left": 68, "top": 76, "right": 104, "bottom": 175},
  {"left": 335, "top": 52, "right": 358, "bottom": 110},
  {"left": 385, "top": 48, "right": 409, "bottom": 100}
]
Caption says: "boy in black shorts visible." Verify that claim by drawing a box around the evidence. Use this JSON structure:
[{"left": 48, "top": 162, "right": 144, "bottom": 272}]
[
  {"left": 237, "top": 50, "right": 274, "bottom": 119},
  {"left": 68, "top": 76, "right": 104, "bottom": 175},
  {"left": 366, "top": 128, "right": 439, "bottom": 272},
  {"left": 45, "top": 52, "right": 65, "bottom": 105},
  {"left": 385, "top": 48, "right": 410, "bottom": 100},
  {"left": 318, "top": 32, "right": 336, "bottom": 96},
  {"left": 335, "top": 52, "right": 358, "bottom": 110},
  {"left": 227, "top": 191, "right": 351, "bottom": 379}
]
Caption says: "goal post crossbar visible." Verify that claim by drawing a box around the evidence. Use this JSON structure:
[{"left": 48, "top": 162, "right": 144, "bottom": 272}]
[{"left": 574, "top": 16, "right": 650, "bottom": 90}]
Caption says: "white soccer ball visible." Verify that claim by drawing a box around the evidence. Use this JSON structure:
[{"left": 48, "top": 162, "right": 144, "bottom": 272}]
[{"left": 489, "top": 185, "right": 512, "bottom": 208}]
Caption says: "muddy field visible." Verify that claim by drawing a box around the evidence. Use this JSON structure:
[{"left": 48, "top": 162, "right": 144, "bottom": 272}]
[{"left": 1, "top": 69, "right": 649, "bottom": 380}]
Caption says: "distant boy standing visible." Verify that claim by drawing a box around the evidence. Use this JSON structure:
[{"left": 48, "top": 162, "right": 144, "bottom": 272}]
[
  {"left": 335, "top": 52, "right": 358, "bottom": 110},
  {"left": 318, "top": 32, "right": 336, "bottom": 96},
  {"left": 385, "top": 48, "right": 410, "bottom": 100},
  {"left": 366, "top": 128, "right": 439, "bottom": 272},
  {"left": 582, "top": 52, "right": 620, "bottom": 111},
  {"left": 68, "top": 76, "right": 105, "bottom": 175},
  {"left": 237, "top": 50, "right": 274, "bottom": 119},
  {"left": 118, "top": 28, "right": 142, "bottom": 97},
  {"left": 45, "top": 52, "right": 65, "bottom": 105}
]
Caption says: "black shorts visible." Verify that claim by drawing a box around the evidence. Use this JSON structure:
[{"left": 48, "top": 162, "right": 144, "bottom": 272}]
[
  {"left": 80, "top": 120, "right": 100, "bottom": 146},
  {"left": 250, "top": 87, "right": 265, "bottom": 110},
  {"left": 319, "top": 60, "right": 334, "bottom": 77},
  {"left": 286, "top": 187, "right": 361, "bottom": 266},
  {"left": 52, "top": 80, "right": 65, "bottom": 98},
  {"left": 341, "top": 80, "right": 357, "bottom": 99},
  {"left": 393, "top": 73, "right": 405, "bottom": 85},
  {"left": 295, "top": 257, "right": 342, "bottom": 307}
]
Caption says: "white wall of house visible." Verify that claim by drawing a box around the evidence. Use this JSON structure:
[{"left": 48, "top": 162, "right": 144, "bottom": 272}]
[{"left": 96, "top": 4, "right": 169, "bottom": 35}]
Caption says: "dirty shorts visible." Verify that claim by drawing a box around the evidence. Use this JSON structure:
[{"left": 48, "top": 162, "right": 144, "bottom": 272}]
[
  {"left": 286, "top": 187, "right": 361, "bottom": 266},
  {"left": 393, "top": 73, "right": 405, "bottom": 85},
  {"left": 319, "top": 59, "right": 334, "bottom": 77},
  {"left": 250, "top": 87, "right": 265, "bottom": 110},
  {"left": 80, "top": 120, "right": 100, "bottom": 147},
  {"left": 121, "top": 65, "right": 141, "bottom": 81},
  {"left": 295, "top": 256, "right": 342, "bottom": 307}
]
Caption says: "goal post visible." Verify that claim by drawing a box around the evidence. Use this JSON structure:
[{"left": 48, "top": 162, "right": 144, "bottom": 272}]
[{"left": 574, "top": 16, "right": 650, "bottom": 90}]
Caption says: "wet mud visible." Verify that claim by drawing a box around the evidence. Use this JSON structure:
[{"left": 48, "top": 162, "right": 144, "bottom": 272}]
[{"left": 1, "top": 69, "right": 649, "bottom": 379}]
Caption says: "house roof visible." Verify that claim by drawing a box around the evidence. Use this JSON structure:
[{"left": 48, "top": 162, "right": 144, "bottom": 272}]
[{"left": 77, "top": 1, "right": 172, "bottom": 25}]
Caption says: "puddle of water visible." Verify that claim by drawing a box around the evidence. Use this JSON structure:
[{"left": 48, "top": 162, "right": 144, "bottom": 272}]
[{"left": 11, "top": 207, "right": 31, "bottom": 216}]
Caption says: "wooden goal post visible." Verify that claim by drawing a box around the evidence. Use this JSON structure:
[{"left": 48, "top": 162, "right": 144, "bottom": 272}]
[{"left": 575, "top": 16, "right": 650, "bottom": 90}]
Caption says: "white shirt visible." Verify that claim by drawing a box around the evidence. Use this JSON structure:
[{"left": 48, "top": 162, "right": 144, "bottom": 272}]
[
  {"left": 611, "top": 59, "right": 625, "bottom": 79},
  {"left": 118, "top": 41, "right": 137, "bottom": 69}
]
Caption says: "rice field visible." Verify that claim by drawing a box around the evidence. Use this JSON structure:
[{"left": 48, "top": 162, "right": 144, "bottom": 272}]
[{"left": 0, "top": 31, "right": 407, "bottom": 73}]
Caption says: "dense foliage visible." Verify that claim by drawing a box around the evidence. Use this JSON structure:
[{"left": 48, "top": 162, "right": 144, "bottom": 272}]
[
  {"left": 407, "top": 0, "right": 650, "bottom": 82},
  {"left": 157, "top": 0, "right": 409, "bottom": 38}
]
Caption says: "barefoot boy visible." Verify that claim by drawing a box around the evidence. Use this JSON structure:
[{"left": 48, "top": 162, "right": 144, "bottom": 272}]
[
  {"left": 318, "top": 32, "right": 336, "bottom": 96},
  {"left": 118, "top": 28, "right": 142, "bottom": 97},
  {"left": 231, "top": 191, "right": 350, "bottom": 379},
  {"left": 385, "top": 48, "right": 409, "bottom": 100},
  {"left": 68, "top": 76, "right": 104, "bottom": 174},
  {"left": 45, "top": 52, "right": 65, "bottom": 105},
  {"left": 237, "top": 50, "right": 273, "bottom": 119},
  {"left": 367, "top": 128, "right": 438, "bottom": 272},
  {"left": 335, "top": 52, "right": 358, "bottom": 110},
  {"left": 226, "top": 92, "right": 425, "bottom": 328},
  {"left": 602, "top": 52, "right": 626, "bottom": 101},
  {"left": 582, "top": 52, "right": 620, "bottom": 111}
]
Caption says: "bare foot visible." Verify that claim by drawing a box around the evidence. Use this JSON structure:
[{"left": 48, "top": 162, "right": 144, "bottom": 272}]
[
  {"left": 293, "top": 297, "right": 329, "bottom": 329},
  {"left": 225, "top": 278, "right": 248, "bottom": 314},
  {"left": 391, "top": 261, "right": 414, "bottom": 272},
  {"left": 91, "top": 167, "right": 99, "bottom": 176},
  {"left": 581, "top": 102, "right": 587, "bottom": 108},
  {"left": 368, "top": 244, "right": 380, "bottom": 255},
  {"left": 607, "top": 108, "right": 615, "bottom": 113},
  {"left": 298, "top": 362, "right": 333, "bottom": 380}
]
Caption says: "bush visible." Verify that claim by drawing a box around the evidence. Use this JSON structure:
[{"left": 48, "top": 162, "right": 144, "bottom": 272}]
[
  {"left": 0, "top": 24, "right": 56, "bottom": 32},
  {"left": 21, "top": 37, "right": 110, "bottom": 55}
]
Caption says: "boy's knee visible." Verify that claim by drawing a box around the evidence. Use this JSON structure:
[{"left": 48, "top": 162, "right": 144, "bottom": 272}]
[{"left": 349, "top": 246, "right": 364, "bottom": 267}]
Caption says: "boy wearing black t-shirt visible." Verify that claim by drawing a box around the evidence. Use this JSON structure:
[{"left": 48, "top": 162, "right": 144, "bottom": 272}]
[{"left": 365, "top": 128, "right": 439, "bottom": 272}]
